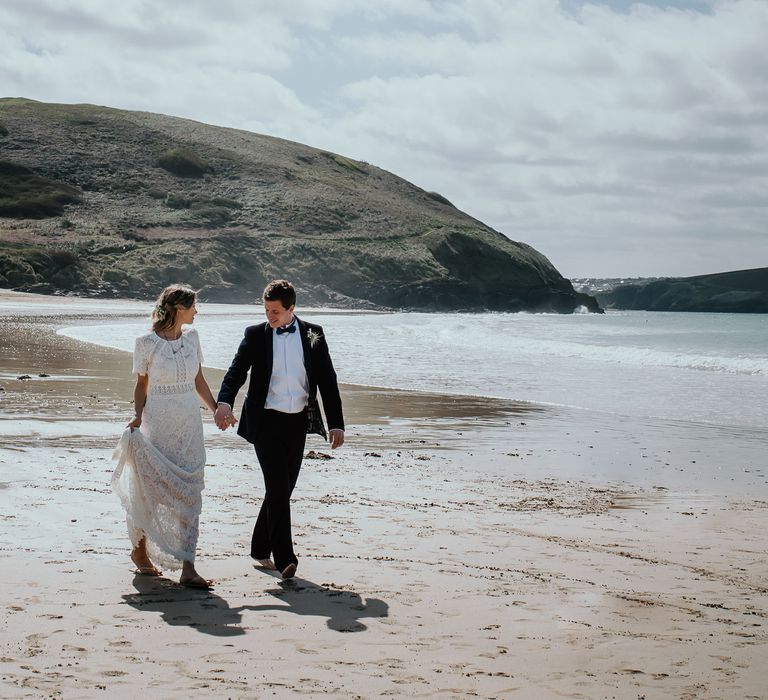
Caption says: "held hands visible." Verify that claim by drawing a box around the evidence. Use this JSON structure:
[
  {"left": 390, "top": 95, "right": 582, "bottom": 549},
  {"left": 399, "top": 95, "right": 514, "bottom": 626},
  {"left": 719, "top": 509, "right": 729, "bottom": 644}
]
[
  {"left": 329, "top": 428, "right": 345, "bottom": 449},
  {"left": 214, "top": 404, "right": 238, "bottom": 431}
]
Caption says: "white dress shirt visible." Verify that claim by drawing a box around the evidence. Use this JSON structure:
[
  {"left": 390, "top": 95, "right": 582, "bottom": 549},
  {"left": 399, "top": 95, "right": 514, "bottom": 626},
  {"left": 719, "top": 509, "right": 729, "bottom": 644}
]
[{"left": 265, "top": 320, "right": 309, "bottom": 413}]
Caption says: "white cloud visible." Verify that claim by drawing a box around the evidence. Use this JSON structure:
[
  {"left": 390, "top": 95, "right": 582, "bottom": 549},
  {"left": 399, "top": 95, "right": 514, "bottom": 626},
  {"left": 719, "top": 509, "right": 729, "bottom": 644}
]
[{"left": 1, "top": 0, "right": 766, "bottom": 277}]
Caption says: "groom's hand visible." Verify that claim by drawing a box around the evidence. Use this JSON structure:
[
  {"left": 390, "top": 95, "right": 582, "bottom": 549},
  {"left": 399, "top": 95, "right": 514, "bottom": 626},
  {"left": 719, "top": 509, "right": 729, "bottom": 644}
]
[
  {"left": 329, "top": 429, "right": 345, "bottom": 449},
  {"left": 214, "top": 403, "right": 235, "bottom": 431}
]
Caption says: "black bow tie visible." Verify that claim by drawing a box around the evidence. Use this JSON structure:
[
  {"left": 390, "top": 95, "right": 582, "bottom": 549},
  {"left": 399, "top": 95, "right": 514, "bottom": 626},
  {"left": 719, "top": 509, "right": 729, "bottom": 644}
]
[{"left": 276, "top": 322, "right": 297, "bottom": 335}]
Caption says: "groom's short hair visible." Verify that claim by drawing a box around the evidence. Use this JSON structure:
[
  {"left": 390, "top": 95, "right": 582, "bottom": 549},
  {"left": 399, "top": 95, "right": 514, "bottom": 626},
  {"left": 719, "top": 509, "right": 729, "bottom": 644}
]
[{"left": 263, "top": 279, "right": 296, "bottom": 309}]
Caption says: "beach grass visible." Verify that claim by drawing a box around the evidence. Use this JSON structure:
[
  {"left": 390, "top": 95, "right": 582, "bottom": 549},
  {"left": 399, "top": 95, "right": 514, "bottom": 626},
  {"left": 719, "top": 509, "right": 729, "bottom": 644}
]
[{"left": 0, "top": 160, "right": 82, "bottom": 218}]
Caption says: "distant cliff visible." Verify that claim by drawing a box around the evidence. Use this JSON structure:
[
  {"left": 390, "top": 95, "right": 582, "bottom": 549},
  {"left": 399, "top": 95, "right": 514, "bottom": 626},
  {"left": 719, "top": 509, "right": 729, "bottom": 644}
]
[
  {"left": 596, "top": 268, "right": 768, "bottom": 313},
  {"left": 0, "top": 98, "right": 599, "bottom": 313}
]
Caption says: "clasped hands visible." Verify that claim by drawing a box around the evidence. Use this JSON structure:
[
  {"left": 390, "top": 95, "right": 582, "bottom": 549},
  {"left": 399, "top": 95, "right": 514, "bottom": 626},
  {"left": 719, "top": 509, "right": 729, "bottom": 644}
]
[
  {"left": 213, "top": 404, "right": 344, "bottom": 448},
  {"left": 214, "top": 403, "right": 238, "bottom": 431}
]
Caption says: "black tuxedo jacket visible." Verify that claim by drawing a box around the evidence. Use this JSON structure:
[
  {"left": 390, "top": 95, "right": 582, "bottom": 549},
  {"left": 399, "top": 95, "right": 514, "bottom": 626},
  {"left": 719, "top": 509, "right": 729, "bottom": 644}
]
[{"left": 217, "top": 317, "right": 344, "bottom": 444}]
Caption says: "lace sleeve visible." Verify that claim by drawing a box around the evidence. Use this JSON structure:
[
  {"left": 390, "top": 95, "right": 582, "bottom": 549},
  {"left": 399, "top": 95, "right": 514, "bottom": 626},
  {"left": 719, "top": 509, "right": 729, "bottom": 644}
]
[
  {"left": 189, "top": 328, "right": 204, "bottom": 367},
  {"left": 132, "top": 336, "right": 149, "bottom": 375}
]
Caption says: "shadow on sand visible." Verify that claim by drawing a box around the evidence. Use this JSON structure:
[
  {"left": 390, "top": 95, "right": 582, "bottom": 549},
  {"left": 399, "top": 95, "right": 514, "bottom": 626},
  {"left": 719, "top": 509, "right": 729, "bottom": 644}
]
[
  {"left": 251, "top": 572, "right": 389, "bottom": 632},
  {"left": 122, "top": 573, "right": 388, "bottom": 636}
]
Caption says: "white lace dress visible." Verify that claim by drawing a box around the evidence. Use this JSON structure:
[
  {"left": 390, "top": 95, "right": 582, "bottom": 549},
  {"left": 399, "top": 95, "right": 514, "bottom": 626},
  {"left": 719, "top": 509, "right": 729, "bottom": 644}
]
[{"left": 112, "top": 328, "right": 206, "bottom": 571}]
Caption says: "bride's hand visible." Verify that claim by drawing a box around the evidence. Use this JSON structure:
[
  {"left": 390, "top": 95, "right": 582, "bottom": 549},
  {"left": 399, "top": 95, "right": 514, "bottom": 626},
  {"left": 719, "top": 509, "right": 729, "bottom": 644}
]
[{"left": 127, "top": 415, "right": 142, "bottom": 429}]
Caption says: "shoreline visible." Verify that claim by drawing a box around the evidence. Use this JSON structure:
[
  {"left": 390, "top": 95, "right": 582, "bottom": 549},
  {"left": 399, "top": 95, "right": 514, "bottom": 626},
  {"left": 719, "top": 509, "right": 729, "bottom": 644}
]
[
  {"left": 0, "top": 288, "right": 388, "bottom": 314},
  {"left": 3, "top": 294, "right": 766, "bottom": 497},
  {"left": 1, "top": 293, "right": 767, "bottom": 698}
]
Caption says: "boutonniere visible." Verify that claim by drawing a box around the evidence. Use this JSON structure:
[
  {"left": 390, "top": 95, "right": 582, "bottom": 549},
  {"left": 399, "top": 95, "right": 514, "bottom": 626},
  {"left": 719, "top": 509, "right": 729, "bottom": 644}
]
[{"left": 307, "top": 329, "right": 323, "bottom": 348}]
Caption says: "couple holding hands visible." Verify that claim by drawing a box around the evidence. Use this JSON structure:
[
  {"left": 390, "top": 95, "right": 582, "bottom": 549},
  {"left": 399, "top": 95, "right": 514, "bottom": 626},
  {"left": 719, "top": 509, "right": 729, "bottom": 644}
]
[{"left": 112, "top": 279, "right": 344, "bottom": 588}]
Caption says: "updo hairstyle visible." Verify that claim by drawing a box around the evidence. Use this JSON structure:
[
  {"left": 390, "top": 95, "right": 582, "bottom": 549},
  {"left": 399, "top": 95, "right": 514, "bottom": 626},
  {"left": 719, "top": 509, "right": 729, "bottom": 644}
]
[{"left": 151, "top": 284, "right": 197, "bottom": 333}]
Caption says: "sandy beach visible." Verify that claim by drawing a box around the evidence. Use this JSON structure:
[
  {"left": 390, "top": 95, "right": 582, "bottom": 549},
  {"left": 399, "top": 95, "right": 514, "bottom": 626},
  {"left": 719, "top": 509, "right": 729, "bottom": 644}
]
[{"left": 0, "top": 291, "right": 766, "bottom": 699}]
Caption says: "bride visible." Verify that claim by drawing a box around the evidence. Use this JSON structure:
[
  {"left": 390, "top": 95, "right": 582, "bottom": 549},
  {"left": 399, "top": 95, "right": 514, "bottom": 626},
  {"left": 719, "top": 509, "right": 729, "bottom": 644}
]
[{"left": 112, "top": 284, "right": 233, "bottom": 588}]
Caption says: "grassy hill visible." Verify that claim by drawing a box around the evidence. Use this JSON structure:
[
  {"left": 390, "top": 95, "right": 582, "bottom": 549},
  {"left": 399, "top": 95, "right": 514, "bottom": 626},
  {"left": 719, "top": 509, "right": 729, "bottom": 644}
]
[{"left": 0, "top": 98, "right": 600, "bottom": 312}]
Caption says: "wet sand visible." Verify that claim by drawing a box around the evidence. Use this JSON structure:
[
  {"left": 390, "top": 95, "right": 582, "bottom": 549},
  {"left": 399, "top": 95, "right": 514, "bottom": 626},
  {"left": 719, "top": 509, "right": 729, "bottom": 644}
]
[{"left": 0, "top": 291, "right": 767, "bottom": 699}]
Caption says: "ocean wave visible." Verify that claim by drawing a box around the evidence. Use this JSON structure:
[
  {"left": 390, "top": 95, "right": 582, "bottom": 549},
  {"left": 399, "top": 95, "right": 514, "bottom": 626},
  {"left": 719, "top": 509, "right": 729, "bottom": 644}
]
[{"left": 56, "top": 311, "right": 768, "bottom": 429}]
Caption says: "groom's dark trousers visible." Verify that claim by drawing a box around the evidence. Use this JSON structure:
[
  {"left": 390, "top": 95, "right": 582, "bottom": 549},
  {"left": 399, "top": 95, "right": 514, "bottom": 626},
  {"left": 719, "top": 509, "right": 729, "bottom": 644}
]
[{"left": 250, "top": 408, "right": 307, "bottom": 570}]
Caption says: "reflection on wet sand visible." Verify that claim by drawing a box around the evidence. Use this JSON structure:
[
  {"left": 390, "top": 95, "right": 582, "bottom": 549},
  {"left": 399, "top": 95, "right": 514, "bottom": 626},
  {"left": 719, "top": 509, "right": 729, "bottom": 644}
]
[
  {"left": 340, "top": 384, "right": 544, "bottom": 424},
  {"left": 0, "top": 316, "right": 138, "bottom": 420}
]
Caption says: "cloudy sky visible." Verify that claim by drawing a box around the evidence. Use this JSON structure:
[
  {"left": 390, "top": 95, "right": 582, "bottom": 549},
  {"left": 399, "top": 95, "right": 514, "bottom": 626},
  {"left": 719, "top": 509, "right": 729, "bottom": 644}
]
[{"left": 2, "top": 0, "right": 766, "bottom": 277}]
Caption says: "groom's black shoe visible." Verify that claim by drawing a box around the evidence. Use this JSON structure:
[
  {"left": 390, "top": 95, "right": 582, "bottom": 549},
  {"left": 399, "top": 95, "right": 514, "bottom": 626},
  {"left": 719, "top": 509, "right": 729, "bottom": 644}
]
[{"left": 281, "top": 563, "right": 297, "bottom": 579}]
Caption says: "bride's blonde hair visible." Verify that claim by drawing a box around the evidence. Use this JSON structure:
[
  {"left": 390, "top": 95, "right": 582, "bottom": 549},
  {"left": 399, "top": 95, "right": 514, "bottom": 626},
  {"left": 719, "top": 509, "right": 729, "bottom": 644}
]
[{"left": 151, "top": 284, "right": 196, "bottom": 333}]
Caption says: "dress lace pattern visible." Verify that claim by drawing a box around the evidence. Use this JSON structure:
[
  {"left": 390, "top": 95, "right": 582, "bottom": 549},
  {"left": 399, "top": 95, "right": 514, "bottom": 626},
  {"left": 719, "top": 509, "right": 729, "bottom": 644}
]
[{"left": 112, "top": 328, "right": 206, "bottom": 571}]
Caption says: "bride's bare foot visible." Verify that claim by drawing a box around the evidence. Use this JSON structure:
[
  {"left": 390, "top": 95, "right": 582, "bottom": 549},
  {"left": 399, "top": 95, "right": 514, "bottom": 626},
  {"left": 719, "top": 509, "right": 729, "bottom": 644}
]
[
  {"left": 180, "top": 562, "right": 213, "bottom": 589},
  {"left": 254, "top": 558, "right": 277, "bottom": 570},
  {"left": 179, "top": 573, "right": 213, "bottom": 589},
  {"left": 131, "top": 546, "right": 161, "bottom": 576}
]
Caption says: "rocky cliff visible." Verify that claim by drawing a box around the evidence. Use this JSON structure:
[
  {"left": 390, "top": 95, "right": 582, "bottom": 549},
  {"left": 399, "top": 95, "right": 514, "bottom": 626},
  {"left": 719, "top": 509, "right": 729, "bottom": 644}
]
[
  {"left": 596, "top": 268, "right": 768, "bottom": 313},
  {"left": 0, "top": 98, "right": 600, "bottom": 312}
]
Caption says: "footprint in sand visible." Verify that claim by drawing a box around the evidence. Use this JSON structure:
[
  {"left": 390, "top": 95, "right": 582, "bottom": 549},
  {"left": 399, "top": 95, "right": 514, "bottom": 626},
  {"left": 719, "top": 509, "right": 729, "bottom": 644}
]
[
  {"left": 24, "top": 633, "right": 44, "bottom": 658},
  {"left": 61, "top": 645, "right": 87, "bottom": 653},
  {"left": 294, "top": 646, "right": 319, "bottom": 655}
]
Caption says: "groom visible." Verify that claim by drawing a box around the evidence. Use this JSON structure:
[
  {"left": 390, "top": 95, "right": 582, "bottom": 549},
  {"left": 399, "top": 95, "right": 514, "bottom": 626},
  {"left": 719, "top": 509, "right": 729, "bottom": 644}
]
[{"left": 214, "top": 279, "right": 345, "bottom": 579}]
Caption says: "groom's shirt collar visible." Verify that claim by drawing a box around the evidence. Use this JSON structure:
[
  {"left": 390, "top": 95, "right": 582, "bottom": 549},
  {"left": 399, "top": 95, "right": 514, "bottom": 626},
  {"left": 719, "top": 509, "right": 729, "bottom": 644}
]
[
  {"left": 275, "top": 316, "right": 297, "bottom": 335},
  {"left": 266, "top": 315, "right": 308, "bottom": 413}
]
